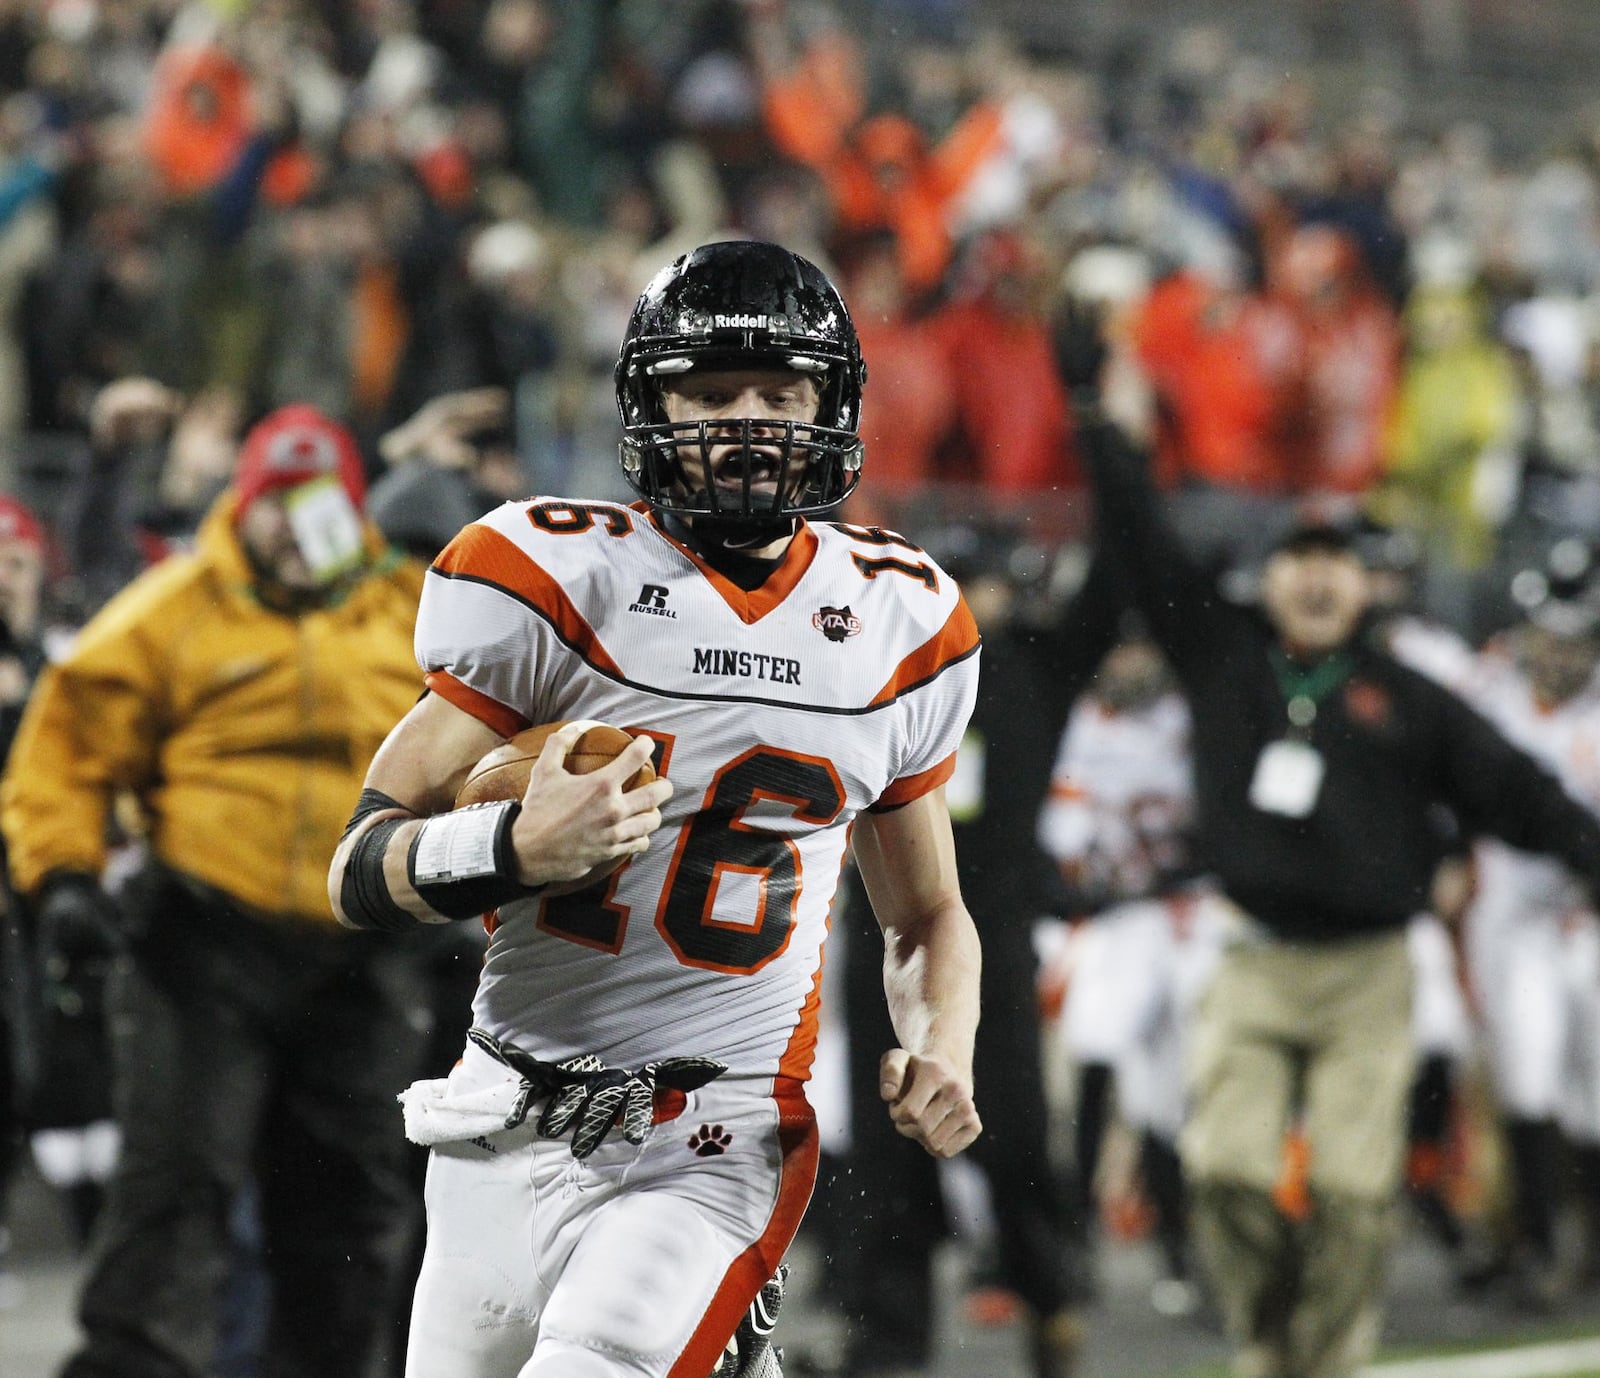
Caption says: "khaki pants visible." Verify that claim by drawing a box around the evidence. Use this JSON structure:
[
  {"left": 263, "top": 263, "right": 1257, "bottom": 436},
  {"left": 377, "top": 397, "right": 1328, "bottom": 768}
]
[{"left": 1182, "top": 927, "right": 1414, "bottom": 1378}]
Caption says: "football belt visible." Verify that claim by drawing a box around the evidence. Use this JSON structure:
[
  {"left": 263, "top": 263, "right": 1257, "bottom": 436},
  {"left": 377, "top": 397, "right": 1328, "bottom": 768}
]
[{"left": 466, "top": 1026, "right": 727, "bottom": 1159}]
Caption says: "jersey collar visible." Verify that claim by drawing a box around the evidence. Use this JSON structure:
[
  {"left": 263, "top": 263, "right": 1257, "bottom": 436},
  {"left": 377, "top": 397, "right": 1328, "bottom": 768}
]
[{"left": 642, "top": 505, "right": 819, "bottom": 625}]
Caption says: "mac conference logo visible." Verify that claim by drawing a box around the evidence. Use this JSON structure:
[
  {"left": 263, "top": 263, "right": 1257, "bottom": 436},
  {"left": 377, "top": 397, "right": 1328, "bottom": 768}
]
[{"left": 813, "top": 605, "right": 862, "bottom": 642}]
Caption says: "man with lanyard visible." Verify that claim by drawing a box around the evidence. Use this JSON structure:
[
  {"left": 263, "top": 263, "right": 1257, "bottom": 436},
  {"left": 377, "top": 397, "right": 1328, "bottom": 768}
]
[{"left": 1057, "top": 301, "right": 1600, "bottom": 1378}]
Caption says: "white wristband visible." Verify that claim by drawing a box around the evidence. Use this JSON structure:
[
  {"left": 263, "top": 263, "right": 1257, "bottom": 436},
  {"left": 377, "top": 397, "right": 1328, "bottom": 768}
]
[{"left": 412, "top": 800, "right": 518, "bottom": 884}]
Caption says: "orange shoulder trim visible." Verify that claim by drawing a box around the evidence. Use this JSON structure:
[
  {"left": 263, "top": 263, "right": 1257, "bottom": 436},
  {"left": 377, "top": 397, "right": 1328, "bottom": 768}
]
[
  {"left": 423, "top": 669, "right": 528, "bottom": 739},
  {"left": 869, "top": 596, "right": 980, "bottom": 705},
  {"left": 875, "top": 751, "right": 958, "bottom": 810},
  {"left": 432, "top": 522, "right": 623, "bottom": 677}
]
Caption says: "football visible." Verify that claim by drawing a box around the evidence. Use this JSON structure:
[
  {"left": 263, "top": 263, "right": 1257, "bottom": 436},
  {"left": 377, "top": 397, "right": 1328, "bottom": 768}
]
[{"left": 455, "top": 720, "right": 655, "bottom": 809}]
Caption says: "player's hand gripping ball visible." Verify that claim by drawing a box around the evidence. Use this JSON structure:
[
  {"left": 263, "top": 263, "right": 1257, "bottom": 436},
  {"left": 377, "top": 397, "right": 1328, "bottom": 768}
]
[{"left": 457, "top": 722, "right": 657, "bottom": 892}]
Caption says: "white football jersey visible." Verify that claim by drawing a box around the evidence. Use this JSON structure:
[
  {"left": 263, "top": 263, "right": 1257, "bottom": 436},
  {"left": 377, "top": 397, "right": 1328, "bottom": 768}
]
[
  {"left": 1465, "top": 660, "right": 1600, "bottom": 914},
  {"left": 415, "top": 498, "right": 979, "bottom": 1080},
  {"left": 1036, "top": 692, "right": 1194, "bottom": 903}
]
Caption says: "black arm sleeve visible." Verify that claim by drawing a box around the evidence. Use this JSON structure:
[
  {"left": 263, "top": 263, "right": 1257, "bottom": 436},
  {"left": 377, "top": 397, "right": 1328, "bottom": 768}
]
[
  {"left": 1076, "top": 409, "right": 1228, "bottom": 675},
  {"left": 1028, "top": 535, "right": 1129, "bottom": 705}
]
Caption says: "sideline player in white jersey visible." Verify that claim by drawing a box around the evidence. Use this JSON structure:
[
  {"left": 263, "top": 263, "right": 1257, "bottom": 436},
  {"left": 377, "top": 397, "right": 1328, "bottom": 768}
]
[
  {"left": 1455, "top": 568, "right": 1600, "bottom": 1297},
  {"left": 328, "top": 242, "right": 984, "bottom": 1378},
  {"left": 1035, "top": 634, "right": 1223, "bottom": 1311}
]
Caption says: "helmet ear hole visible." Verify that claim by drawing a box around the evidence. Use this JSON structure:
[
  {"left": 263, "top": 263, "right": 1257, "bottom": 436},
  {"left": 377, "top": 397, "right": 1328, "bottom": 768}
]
[{"left": 614, "top": 241, "right": 866, "bottom": 523}]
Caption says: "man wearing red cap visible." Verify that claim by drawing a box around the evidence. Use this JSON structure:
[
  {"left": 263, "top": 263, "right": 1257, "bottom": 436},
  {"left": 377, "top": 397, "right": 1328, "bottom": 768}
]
[{"left": 0, "top": 406, "right": 432, "bottom": 1378}]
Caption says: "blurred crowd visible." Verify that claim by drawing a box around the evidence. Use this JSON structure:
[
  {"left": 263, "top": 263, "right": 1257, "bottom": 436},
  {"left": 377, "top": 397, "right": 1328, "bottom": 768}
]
[
  {"left": 3, "top": 0, "right": 1600, "bottom": 1374},
  {"left": 0, "top": 0, "right": 1592, "bottom": 632}
]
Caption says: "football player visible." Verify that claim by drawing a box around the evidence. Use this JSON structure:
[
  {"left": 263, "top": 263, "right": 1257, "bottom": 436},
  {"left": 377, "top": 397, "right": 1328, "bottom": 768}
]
[
  {"left": 1457, "top": 552, "right": 1600, "bottom": 1305},
  {"left": 1038, "top": 632, "right": 1222, "bottom": 1315},
  {"left": 330, "top": 242, "right": 985, "bottom": 1378}
]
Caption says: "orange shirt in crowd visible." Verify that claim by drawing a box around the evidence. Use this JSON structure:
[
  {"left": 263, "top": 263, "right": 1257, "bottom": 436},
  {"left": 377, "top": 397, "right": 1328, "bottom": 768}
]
[
  {"left": 1269, "top": 224, "right": 1401, "bottom": 495},
  {"left": 763, "top": 32, "right": 1005, "bottom": 295},
  {"left": 144, "top": 41, "right": 320, "bottom": 206},
  {"left": 928, "top": 296, "right": 1078, "bottom": 494},
  {"left": 1288, "top": 299, "right": 1400, "bottom": 494},
  {"left": 1135, "top": 271, "right": 1304, "bottom": 492},
  {"left": 144, "top": 44, "right": 253, "bottom": 196},
  {"left": 852, "top": 309, "right": 958, "bottom": 514}
]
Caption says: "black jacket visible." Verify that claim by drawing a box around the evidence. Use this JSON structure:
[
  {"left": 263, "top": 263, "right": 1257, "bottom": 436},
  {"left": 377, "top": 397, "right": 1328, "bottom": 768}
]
[{"left": 1082, "top": 413, "right": 1600, "bottom": 942}]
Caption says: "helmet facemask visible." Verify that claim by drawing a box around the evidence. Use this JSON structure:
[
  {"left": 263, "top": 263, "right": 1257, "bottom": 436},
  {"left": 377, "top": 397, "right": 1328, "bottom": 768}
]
[{"left": 620, "top": 371, "right": 863, "bottom": 526}]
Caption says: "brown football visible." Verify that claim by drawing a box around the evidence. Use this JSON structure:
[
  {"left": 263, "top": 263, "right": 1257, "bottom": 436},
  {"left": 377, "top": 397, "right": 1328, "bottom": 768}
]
[{"left": 455, "top": 721, "right": 655, "bottom": 809}]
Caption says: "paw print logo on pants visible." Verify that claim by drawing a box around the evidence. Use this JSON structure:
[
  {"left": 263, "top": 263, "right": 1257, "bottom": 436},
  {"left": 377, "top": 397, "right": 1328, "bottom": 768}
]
[{"left": 688, "top": 1123, "right": 733, "bottom": 1157}]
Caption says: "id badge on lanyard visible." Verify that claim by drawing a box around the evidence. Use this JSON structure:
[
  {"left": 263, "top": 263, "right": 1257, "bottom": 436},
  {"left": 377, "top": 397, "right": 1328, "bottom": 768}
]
[
  {"left": 1248, "top": 737, "right": 1325, "bottom": 818},
  {"left": 1253, "top": 652, "right": 1348, "bottom": 819}
]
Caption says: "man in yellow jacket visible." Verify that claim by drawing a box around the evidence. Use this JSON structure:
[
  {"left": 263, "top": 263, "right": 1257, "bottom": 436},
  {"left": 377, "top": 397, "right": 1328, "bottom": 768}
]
[{"left": 2, "top": 403, "right": 431, "bottom": 1378}]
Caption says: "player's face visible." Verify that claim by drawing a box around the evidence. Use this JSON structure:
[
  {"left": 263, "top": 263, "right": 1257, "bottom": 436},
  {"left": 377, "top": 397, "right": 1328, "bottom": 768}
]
[
  {"left": 659, "top": 369, "right": 821, "bottom": 513},
  {"left": 1260, "top": 547, "right": 1369, "bottom": 657}
]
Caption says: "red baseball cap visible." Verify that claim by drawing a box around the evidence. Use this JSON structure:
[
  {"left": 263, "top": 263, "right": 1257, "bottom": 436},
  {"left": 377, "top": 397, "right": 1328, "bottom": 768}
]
[
  {"left": 233, "top": 405, "right": 368, "bottom": 515},
  {"left": 0, "top": 494, "right": 46, "bottom": 552}
]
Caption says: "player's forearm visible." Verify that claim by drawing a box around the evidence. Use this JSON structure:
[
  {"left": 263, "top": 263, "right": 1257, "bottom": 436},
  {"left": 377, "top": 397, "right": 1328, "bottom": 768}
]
[
  {"left": 329, "top": 805, "right": 443, "bottom": 930},
  {"left": 880, "top": 899, "right": 982, "bottom": 1080},
  {"left": 329, "top": 790, "right": 536, "bottom": 930}
]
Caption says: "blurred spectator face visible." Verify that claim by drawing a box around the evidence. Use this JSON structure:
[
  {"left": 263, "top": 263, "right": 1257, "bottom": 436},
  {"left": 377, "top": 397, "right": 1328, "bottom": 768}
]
[
  {"left": 238, "top": 493, "right": 316, "bottom": 592},
  {"left": 468, "top": 219, "right": 551, "bottom": 315},
  {"left": 1280, "top": 225, "right": 1363, "bottom": 313},
  {"left": 1408, "top": 287, "right": 1480, "bottom": 354},
  {"left": 659, "top": 369, "right": 821, "bottom": 515},
  {"left": 960, "top": 229, "right": 1047, "bottom": 316},
  {"left": 858, "top": 115, "right": 926, "bottom": 194},
  {"left": 483, "top": 0, "right": 551, "bottom": 67},
  {"left": 1519, "top": 621, "right": 1600, "bottom": 706},
  {"left": 744, "top": 170, "right": 829, "bottom": 253},
  {"left": 1095, "top": 637, "right": 1171, "bottom": 711},
  {"left": 341, "top": 107, "right": 399, "bottom": 165},
  {"left": 0, "top": 529, "right": 43, "bottom": 641},
  {"left": 234, "top": 408, "right": 367, "bottom": 593},
  {"left": 961, "top": 573, "right": 1016, "bottom": 635},
  {"left": 603, "top": 180, "right": 660, "bottom": 245},
  {"left": 1334, "top": 116, "right": 1396, "bottom": 192},
  {"left": 237, "top": 489, "right": 366, "bottom": 595},
  {"left": 337, "top": 193, "right": 387, "bottom": 261},
  {"left": 843, "top": 233, "right": 913, "bottom": 322},
  {"left": 1259, "top": 546, "right": 1370, "bottom": 655},
  {"left": 453, "top": 100, "right": 511, "bottom": 171}
]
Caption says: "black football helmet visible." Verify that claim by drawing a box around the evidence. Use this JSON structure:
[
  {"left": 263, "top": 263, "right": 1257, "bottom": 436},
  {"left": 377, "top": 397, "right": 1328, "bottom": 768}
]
[{"left": 615, "top": 240, "right": 866, "bottom": 525}]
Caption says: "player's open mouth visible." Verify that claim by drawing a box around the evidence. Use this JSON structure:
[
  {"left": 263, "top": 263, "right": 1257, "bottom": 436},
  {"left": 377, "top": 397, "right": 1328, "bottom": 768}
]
[{"left": 711, "top": 450, "right": 784, "bottom": 489}]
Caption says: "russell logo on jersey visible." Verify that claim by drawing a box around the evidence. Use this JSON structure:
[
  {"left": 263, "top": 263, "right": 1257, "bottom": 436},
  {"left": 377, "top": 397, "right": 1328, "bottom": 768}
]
[{"left": 628, "top": 584, "right": 677, "bottom": 618}]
